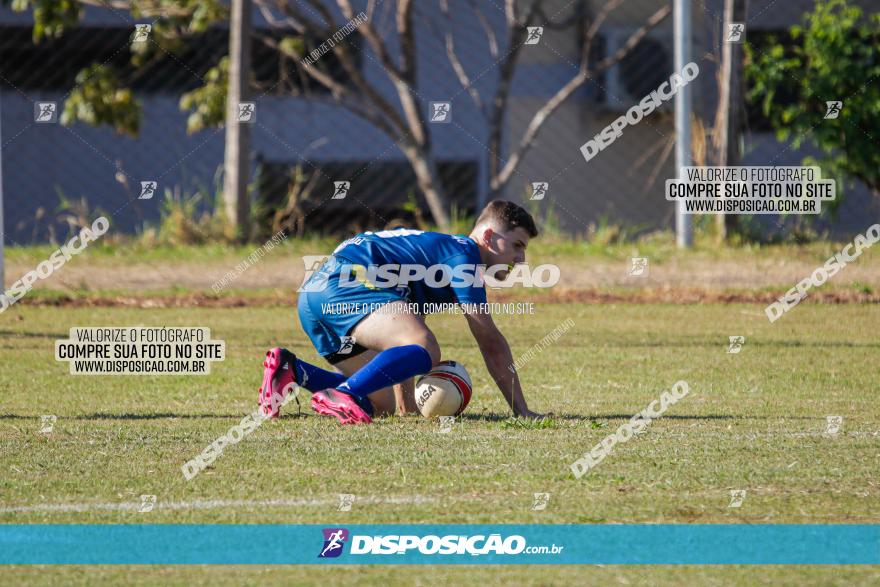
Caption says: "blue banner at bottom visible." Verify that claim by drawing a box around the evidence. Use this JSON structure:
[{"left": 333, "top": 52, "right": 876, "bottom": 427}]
[{"left": 1, "top": 524, "right": 877, "bottom": 564}]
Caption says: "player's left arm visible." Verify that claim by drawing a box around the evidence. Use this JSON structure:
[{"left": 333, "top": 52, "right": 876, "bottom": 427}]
[{"left": 463, "top": 308, "right": 544, "bottom": 419}]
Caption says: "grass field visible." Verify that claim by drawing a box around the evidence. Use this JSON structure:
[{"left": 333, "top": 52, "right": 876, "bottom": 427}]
[
  {"left": 1, "top": 300, "right": 878, "bottom": 584},
  {"left": 7, "top": 233, "right": 880, "bottom": 295}
]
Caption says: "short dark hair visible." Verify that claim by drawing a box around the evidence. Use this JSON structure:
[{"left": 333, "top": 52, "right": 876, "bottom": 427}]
[{"left": 474, "top": 200, "right": 539, "bottom": 238}]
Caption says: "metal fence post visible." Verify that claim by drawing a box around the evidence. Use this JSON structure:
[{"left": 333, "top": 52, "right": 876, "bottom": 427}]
[{"left": 674, "top": 0, "right": 693, "bottom": 248}]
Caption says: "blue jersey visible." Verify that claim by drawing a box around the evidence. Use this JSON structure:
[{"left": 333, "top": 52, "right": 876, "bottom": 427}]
[{"left": 331, "top": 228, "right": 487, "bottom": 307}]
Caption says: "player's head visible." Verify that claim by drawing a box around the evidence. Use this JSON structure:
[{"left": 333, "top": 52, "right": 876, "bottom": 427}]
[{"left": 469, "top": 200, "right": 539, "bottom": 279}]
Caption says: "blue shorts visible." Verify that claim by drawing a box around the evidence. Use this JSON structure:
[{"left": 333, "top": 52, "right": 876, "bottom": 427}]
[{"left": 297, "top": 256, "right": 404, "bottom": 360}]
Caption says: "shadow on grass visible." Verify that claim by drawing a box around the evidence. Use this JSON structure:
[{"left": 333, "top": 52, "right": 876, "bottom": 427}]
[
  {"left": 460, "top": 412, "right": 816, "bottom": 422},
  {"left": 0, "top": 330, "right": 68, "bottom": 339},
  {"left": 0, "top": 412, "right": 817, "bottom": 422},
  {"left": 590, "top": 339, "right": 880, "bottom": 349},
  {"left": 0, "top": 412, "right": 312, "bottom": 420}
]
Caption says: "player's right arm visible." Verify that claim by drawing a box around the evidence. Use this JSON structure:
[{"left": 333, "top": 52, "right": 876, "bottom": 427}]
[{"left": 463, "top": 308, "right": 544, "bottom": 419}]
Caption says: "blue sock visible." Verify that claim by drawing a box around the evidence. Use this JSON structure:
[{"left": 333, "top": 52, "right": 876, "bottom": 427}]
[
  {"left": 337, "top": 345, "right": 433, "bottom": 400},
  {"left": 294, "top": 358, "right": 347, "bottom": 392}
]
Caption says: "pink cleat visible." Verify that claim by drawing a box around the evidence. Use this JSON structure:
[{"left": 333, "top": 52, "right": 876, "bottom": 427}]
[
  {"left": 311, "top": 389, "right": 372, "bottom": 425},
  {"left": 259, "top": 347, "right": 298, "bottom": 418}
]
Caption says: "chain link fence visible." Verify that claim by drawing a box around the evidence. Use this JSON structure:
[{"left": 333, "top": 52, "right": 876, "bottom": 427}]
[{"left": 0, "top": 0, "right": 877, "bottom": 246}]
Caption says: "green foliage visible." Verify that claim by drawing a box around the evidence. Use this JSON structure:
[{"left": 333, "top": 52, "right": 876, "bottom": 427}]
[
  {"left": 447, "top": 203, "right": 474, "bottom": 235},
  {"left": 53, "top": 188, "right": 117, "bottom": 244},
  {"left": 278, "top": 36, "right": 306, "bottom": 58},
  {"left": 126, "top": 0, "right": 227, "bottom": 33},
  {"left": 128, "top": 21, "right": 183, "bottom": 67},
  {"left": 149, "top": 185, "right": 230, "bottom": 246},
  {"left": 399, "top": 191, "right": 429, "bottom": 229},
  {"left": 851, "top": 281, "right": 873, "bottom": 295},
  {"left": 180, "top": 56, "right": 229, "bottom": 134},
  {"left": 745, "top": 0, "right": 880, "bottom": 200},
  {"left": 54, "top": 189, "right": 102, "bottom": 231},
  {"left": 524, "top": 197, "right": 566, "bottom": 240},
  {"left": 61, "top": 64, "right": 141, "bottom": 136},
  {"left": 10, "top": 0, "right": 229, "bottom": 136},
  {"left": 500, "top": 415, "right": 558, "bottom": 429},
  {"left": 181, "top": 0, "right": 227, "bottom": 33},
  {"left": 9, "top": 0, "right": 81, "bottom": 42},
  {"left": 586, "top": 216, "right": 628, "bottom": 246}
]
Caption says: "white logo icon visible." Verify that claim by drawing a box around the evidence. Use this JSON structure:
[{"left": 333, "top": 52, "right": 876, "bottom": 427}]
[
  {"left": 338, "top": 493, "right": 356, "bottom": 511},
  {"left": 35, "top": 102, "right": 57, "bottom": 123},
  {"left": 825, "top": 415, "right": 843, "bottom": 435},
  {"left": 727, "top": 336, "right": 746, "bottom": 354},
  {"left": 429, "top": 101, "right": 451, "bottom": 123},
  {"left": 728, "top": 489, "right": 746, "bottom": 508},
  {"left": 237, "top": 102, "right": 256, "bottom": 123},
  {"left": 321, "top": 529, "right": 346, "bottom": 557},
  {"left": 338, "top": 336, "right": 356, "bottom": 355},
  {"left": 629, "top": 257, "right": 648, "bottom": 276},
  {"left": 727, "top": 23, "right": 745, "bottom": 42},
  {"left": 139, "top": 494, "right": 157, "bottom": 513},
  {"left": 139, "top": 181, "right": 157, "bottom": 200},
  {"left": 298, "top": 255, "right": 331, "bottom": 293},
  {"left": 530, "top": 182, "right": 548, "bottom": 201},
  {"left": 824, "top": 101, "right": 842, "bottom": 119},
  {"left": 132, "top": 24, "right": 151, "bottom": 43},
  {"left": 532, "top": 492, "right": 550, "bottom": 510},
  {"left": 438, "top": 415, "right": 455, "bottom": 434},
  {"left": 332, "top": 181, "right": 350, "bottom": 200},
  {"left": 525, "top": 27, "right": 544, "bottom": 45},
  {"left": 39, "top": 415, "right": 57, "bottom": 434}
]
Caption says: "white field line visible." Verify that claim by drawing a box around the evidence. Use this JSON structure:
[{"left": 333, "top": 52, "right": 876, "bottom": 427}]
[{"left": 0, "top": 495, "right": 435, "bottom": 514}]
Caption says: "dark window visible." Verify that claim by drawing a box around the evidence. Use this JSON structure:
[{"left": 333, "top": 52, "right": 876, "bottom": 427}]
[
  {"left": 589, "top": 32, "right": 671, "bottom": 106},
  {"left": 254, "top": 159, "right": 478, "bottom": 236},
  {"left": 618, "top": 37, "right": 671, "bottom": 98}
]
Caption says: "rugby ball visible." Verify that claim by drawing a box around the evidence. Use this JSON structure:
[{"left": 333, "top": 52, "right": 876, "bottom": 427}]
[{"left": 415, "top": 360, "right": 473, "bottom": 418}]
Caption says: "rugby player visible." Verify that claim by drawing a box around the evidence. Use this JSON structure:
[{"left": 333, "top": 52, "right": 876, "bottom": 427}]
[{"left": 258, "top": 200, "right": 546, "bottom": 424}]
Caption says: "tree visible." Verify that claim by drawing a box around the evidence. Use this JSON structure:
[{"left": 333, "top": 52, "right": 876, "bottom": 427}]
[
  {"left": 258, "top": 0, "right": 671, "bottom": 227},
  {"left": 746, "top": 0, "right": 880, "bottom": 202},
  {"left": 8, "top": 0, "right": 671, "bottom": 230},
  {"left": 712, "top": 0, "right": 748, "bottom": 240},
  {"left": 222, "top": 0, "right": 252, "bottom": 241},
  {"left": 434, "top": 0, "right": 671, "bottom": 202}
]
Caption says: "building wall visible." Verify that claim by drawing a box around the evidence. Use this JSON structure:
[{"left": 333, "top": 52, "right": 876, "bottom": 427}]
[{"left": 1, "top": 0, "right": 876, "bottom": 243}]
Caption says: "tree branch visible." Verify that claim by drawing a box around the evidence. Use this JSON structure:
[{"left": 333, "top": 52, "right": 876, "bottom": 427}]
[
  {"left": 391, "top": 0, "right": 428, "bottom": 147},
  {"left": 487, "top": 0, "right": 542, "bottom": 190},
  {"left": 534, "top": 1, "right": 589, "bottom": 30},
  {"left": 504, "top": 0, "right": 517, "bottom": 28},
  {"left": 336, "top": 0, "right": 404, "bottom": 80},
  {"left": 493, "top": 3, "right": 672, "bottom": 191},
  {"left": 255, "top": 1, "right": 304, "bottom": 33},
  {"left": 585, "top": 0, "right": 625, "bottom": 48},
  {"left": 397, "top": 0, "right": 416, "bottom": 81},
  {"left": 438, "top": 0, "right": 484, "bottom": 113},
  {"left": 273, "top": 0, "right": 410, "bottom": 139},
  {"left": 83, "top": 0, "right": 188, "bottom": 16},
  {"left": 302, "top": 0, "right": 336, "bottom": 29},
  {"left": 592, "top": 4, "right": 671, "bottom": 73},
  {"left": 469, "top": 0, "right": 498, "bottom": 59}
]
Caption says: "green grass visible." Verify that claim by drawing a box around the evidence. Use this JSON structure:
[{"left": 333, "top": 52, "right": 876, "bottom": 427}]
[
  {"left": 1, "top": 303, "right": 878, "bottom": 584},
  {"left": 6, "top": 228, "right": 876, "bottom": 267}
]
